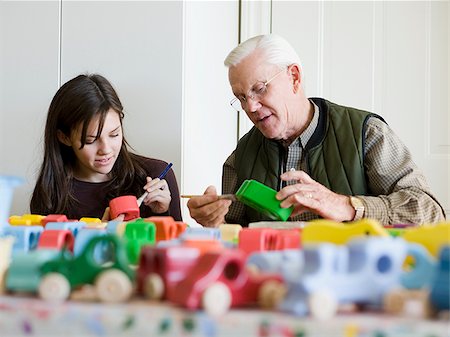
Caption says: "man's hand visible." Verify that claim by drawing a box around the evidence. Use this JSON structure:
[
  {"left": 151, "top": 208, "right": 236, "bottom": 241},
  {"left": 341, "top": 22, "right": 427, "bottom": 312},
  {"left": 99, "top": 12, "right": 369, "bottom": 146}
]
[
  {"left": 187, "top": 186, "right": 232, "bottom": 227},
  {"left": 276, "top": 170, "right": 355, "bottom": 222}
]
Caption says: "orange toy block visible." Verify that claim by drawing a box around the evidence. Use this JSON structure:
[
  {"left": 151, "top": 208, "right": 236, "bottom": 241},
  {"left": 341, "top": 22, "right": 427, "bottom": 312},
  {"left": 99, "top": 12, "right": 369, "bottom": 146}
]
[{"left": 146, "top": 216, "right": 181, "bottom": 242}]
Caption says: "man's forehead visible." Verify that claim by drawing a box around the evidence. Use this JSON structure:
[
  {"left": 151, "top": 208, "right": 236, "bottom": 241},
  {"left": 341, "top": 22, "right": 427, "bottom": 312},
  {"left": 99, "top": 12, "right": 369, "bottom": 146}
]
[{"left": 229, "top": 57, "right": 276, "bottom": 91}]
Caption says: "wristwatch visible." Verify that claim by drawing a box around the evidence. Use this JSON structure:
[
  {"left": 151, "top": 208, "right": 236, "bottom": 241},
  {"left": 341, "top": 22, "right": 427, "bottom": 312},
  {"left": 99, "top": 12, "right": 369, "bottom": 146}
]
[{"left": 349, "top": 196, "right": 365, "bottom": 221}]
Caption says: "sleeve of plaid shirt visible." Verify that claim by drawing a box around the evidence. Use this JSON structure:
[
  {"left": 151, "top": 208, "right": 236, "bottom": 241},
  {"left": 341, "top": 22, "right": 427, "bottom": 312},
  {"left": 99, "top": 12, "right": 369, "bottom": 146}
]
[
  {"left": 360, "top": 117, "right": 445, "bottom": 224},
  {"left": 222, "top": 117, "right": 446, "bottom": 225}
]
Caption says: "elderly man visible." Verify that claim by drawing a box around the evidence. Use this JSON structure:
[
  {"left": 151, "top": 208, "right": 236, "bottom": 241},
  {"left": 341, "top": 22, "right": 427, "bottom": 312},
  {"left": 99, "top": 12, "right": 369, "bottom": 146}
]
[{"left": 188, "top": 34, "right": 445, "bottom": 227}]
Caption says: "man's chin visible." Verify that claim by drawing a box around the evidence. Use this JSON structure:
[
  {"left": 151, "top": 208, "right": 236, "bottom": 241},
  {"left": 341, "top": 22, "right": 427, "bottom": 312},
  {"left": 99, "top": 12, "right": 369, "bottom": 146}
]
[{"left": 258, "top": 127, "right": 280, "bottom": 140}]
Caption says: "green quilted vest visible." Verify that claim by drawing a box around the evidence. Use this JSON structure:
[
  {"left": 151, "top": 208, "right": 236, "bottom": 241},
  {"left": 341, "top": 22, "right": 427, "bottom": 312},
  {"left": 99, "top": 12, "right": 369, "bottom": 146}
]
[{"left": 234, "top": 97, "right": 384, "bottom": 223}]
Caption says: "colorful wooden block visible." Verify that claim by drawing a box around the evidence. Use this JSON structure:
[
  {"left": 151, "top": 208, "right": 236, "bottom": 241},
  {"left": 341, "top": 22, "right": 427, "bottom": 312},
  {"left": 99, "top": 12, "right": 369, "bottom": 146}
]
[
  {"left": 236, "top": 180, "right": 293, "bottom": 221},
  {"left": 302, "top": 218, "right": 389, "bottom": 245},
  {"left": 37, "top": 229, "right": 75, "bottom": 252},
  {"left": 109, "top": 195, "right": 140, "bottom": 221}
]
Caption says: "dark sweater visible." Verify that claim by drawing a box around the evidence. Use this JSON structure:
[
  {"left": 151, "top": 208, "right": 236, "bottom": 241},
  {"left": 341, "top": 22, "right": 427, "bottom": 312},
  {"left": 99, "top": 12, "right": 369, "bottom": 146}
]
[{"left": 68, "top": 157, "right": 182, "bottom": 221}]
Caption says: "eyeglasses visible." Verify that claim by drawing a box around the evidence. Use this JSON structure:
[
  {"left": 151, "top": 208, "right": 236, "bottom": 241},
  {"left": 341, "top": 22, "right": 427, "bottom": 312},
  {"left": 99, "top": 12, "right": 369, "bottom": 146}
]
[{"left": 230, "top": 68, "right": 286, "bottom": 112}]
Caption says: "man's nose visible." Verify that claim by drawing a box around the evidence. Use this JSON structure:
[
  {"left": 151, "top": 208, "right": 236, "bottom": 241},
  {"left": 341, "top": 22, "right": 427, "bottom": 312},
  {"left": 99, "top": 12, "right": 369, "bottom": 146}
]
[{"left": 246, "top": 96, "right": 262, "bottom": 112}]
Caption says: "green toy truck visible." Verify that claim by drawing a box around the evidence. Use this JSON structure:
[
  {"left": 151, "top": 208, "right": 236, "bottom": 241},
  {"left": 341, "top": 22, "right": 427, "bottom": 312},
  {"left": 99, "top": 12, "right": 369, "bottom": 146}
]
[{"left": 6, "top": 234, "right": 134, "bottom": 303}]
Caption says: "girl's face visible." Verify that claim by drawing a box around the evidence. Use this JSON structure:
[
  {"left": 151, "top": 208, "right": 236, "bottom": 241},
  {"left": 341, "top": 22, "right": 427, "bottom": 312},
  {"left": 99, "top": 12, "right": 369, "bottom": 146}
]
[{"left": 63, "top": 109, "right": 123, "bottom": 182}]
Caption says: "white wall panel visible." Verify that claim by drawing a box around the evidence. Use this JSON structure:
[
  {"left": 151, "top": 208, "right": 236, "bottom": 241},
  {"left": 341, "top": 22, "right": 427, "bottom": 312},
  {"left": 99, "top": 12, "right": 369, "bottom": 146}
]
[
  {"left": 429, "top": 1, "right": 449, "bottom": 156},
  {"left": 182, "top": 1, "right": 239, "bottom": 223},
  {"left": 382, "top": 2, "right": 426, "bottom": 147},
  {"left": 61, "top": 1, "right": 183, "bottom": 181},
  {"left": 238, "top": 0, "right": 272, "bottom": 137},
  {"left": 0, "top": 1, "right": 59, "bottom": 216},
  {"left": 271, "top": 2, "right": 322, "bottom": 99},
  {"left": 322, "top": 2, "right": 374, "bottom": 111}
]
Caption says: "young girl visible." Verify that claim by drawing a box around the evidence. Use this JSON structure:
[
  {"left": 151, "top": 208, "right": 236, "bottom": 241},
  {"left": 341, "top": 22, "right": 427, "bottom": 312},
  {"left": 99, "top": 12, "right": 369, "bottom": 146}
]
[{"left": 30, "top": 74, "right": 182, "bottom": 221}]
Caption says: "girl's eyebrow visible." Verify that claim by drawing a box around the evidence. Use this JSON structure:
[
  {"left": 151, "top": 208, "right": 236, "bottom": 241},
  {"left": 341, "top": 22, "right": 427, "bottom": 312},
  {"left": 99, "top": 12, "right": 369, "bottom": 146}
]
[
  {"left": 87, "top": 125, "right": 121, "bottom": 138},
  {"left": 109, "top": 125, "right": 121, "bottom": 133}
]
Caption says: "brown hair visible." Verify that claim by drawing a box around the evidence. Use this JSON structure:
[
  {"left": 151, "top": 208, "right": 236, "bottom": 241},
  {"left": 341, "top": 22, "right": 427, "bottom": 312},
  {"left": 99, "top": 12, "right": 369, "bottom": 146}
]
[{"left": 30, "top": 74, "right": 147, "bottom": 215}]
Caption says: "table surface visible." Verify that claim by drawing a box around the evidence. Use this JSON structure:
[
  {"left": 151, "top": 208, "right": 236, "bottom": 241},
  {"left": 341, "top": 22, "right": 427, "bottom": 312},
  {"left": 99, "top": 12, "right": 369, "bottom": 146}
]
[{"left": 0, "top": 295, "right": 449, "bottom": 337}]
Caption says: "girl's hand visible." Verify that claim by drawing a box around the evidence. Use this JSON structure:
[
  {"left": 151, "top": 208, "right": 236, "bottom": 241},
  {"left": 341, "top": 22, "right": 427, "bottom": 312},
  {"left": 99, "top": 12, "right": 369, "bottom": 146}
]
[
  {"left": 101, "top": 207, "right": 125, "bottom": 222},
  {"left": 142, "top": 176, "right": 171, "bottom": 214}
]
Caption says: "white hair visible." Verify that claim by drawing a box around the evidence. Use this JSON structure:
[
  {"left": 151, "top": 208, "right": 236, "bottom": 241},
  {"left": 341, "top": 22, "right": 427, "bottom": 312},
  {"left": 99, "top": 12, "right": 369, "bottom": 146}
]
[{"left": 224, "top": 34, "right": 302, "bottom": 71}]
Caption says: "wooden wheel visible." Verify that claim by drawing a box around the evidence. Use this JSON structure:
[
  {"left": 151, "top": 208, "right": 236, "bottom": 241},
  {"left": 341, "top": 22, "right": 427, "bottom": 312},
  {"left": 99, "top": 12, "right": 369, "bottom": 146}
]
[
  {"left": 308, "top": 289, "right": 338, "bottom": 320},
  {"left": 202, "top": 282, "right": 231, "bottom": 316},
  {"left": 258, "top": 280, "right": 286, "bottom": 309},
  {"left": 95, "top": 269, "right": 133, "bottom": 303},
  {"left": 38, "top": 273, "right": 70, "bottom": 302},
  {"left": 144, "top": 273, "right": 165, "bottom": 300}
]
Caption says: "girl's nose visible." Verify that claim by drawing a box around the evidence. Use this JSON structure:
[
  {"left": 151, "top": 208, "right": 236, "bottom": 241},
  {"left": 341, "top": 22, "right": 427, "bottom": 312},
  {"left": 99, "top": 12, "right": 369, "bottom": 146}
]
[{"left": 97, "top": 138, "right": 111, "bottom": 154}]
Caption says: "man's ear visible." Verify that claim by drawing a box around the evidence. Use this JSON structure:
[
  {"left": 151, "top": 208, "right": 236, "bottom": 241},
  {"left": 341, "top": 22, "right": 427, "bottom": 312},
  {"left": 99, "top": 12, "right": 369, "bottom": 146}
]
[
  {"left": 289, "top": 64, "right": 302, "bottom": 93},
  {"left": 57, "top": 130, "right": 72, "bottom": 146}
]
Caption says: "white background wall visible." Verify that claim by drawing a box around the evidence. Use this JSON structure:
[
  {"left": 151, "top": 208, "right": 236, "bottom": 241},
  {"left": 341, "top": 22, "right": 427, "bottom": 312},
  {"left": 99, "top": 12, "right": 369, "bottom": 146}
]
[
  {"left": 0, "top": 1, "right": 239, "bottom": 223},
  {"left": 1, "top": 1, "right": 60, "bottom": 216},
  {"left": 0, "top": 1, "right": 448, "bottom": 222}
]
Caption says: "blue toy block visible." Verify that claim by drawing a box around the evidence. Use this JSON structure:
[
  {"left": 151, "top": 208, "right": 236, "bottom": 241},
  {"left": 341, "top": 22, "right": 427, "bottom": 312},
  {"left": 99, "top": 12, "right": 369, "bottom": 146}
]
[
  {"left": 0, "top": 175, "right": 23, "bottom": 233},
  {"left": 247, "top": 249, "right": 304, "bottom": 282},
  {"left": 73, "top": 228, "right": 109, "bottom": 263},
  {"left": 400, "top": 243, "right": 436, "bottom": 289},
  {"left": 430, "top": 245, "right": 450, "bottom": 310},
  {"left": 156, "top": 238, "right": 182, "bottom": 248},
  {"left": 45, "top": 221, "right": 86, "bottom": 238},
  {"left": 181, "top": 227, "right": 221, "bottom": 241},
  {"left": 222, "top": 240, "right": 238, "bottom": 249},
  {"left": 2, "top": 225, "right": 43, "bottom": 253},
  {"left": 106, "top": 220, "right": 123, "bottom": 235}
]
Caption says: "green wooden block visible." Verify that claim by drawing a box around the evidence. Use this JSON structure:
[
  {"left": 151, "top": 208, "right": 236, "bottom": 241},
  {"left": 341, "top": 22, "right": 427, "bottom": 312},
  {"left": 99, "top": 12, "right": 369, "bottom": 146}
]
[
  {"left": 386, "top": 228, "right": 404, "bottom": 237},
  {"left": 124, "top": 219, "right": 156, "bottom": 264},
  {"left": 236, "top": 180, "right": 293, "bottom": 221}
]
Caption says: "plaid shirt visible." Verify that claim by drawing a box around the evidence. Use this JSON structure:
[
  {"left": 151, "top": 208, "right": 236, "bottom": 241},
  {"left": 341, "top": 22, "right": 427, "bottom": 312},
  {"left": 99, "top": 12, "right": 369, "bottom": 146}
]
[{"left": 223, "top": 101, "right": 445, "bottom": 225}]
